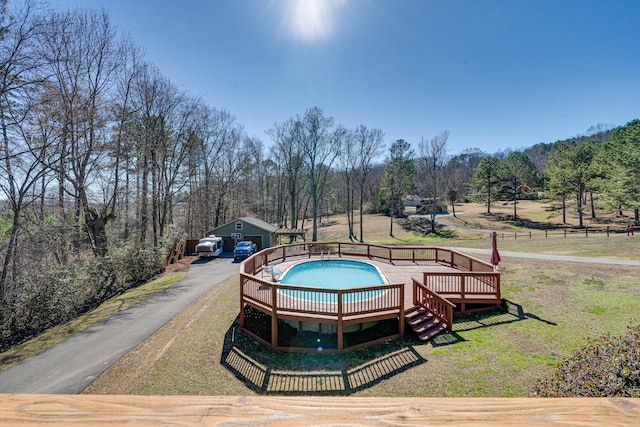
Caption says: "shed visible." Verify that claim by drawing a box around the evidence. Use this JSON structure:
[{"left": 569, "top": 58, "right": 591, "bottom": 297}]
[{"left": 208, "top": 217, "right": 278, "bottom": 253}]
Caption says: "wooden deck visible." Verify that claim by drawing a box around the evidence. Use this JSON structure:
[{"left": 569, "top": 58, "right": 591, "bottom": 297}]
[
  {"left": 271, "top": 256, "right": 500, "bottom": 315},
  {"left": 0, "top": 394, "right": 637, "bottom": 426},
  {"left": 240, "top": 243, "right": 502, "bottom": 351}
]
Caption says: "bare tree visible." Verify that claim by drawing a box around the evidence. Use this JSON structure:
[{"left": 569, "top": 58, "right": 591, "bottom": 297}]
[
  {"left": 131, "top": 65, "right": 184, "bottom": 246},
  {"left": 300, "top": 107, "right": 344, "bottom": 241},
  {"left": 0, "top": 0, "right": 46, "bottom": 293},
  {"left": 354, "top": 125, "right": 384, "bottom": 242},
  {"left": 110, "top": 36, "right": 145, "bottom": 241},
  {"left": 338, "top": 129, "right": 357, "bottom": 240},
  {"left": 267, "top": 118, "right": 306, "bottom": 230},
  {"left": 444, "top": 148, "right": 485, "bottom": 217},
  {"left": 38, "top": 9, "right": 123, "bottom": 257},
  {"left": 417, "top": 130, "right": 449, "bottom": 233}
]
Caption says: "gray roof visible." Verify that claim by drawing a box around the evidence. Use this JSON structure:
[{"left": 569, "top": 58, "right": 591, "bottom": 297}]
[
  {"left": 239, "top": 216, "right": 278, "bottom": 233},
  {"left": 213, "top": 216, "right": 278, "bottom": 233}
]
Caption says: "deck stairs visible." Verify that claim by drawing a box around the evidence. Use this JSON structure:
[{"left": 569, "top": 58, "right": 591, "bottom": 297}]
[{"left": 405, "top": 305, "right": 448, "bottom": 341}]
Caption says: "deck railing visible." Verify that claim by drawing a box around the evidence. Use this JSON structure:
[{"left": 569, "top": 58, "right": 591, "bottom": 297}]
[
  {"left": 240, "top": 269, "right": 404, "bottom": 352},
  {"left": 241, "top": 276, "right": 403, "bottom": 319},
  {"left": 422, "top": 271, "right": 501, "bottom": 298},
  {"left": 241, "top": 242, "right": 496, "bottom": 276},
  {"left": 412, "top": 279, "right": 455, "bottom": 330}
]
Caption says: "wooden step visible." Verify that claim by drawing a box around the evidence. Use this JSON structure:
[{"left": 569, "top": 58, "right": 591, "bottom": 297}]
[
  {"left": 404, "top": 306, "right": 426, "bottom": 319},
  {"left": 405, "top": 305, "right": 449, "bottom": 342},
  {"left": 418, "top": 322, "right": 448, "bottom": 341},
  {"left": 413, "top": 316, "right": 440, "bottom": 334},
  {"left": 407, "top": 311, "right": 434, "bottom": 327}
]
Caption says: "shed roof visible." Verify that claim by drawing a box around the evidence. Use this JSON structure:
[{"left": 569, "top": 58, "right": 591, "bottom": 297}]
[{"left": 213, "top": 216, "right": 278, "bottom": 233}]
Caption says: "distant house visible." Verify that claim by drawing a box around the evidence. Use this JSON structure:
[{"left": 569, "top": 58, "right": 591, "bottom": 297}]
[
  {"left": 403, "top": 195, "right": 446, "bottom": 215},
  {"left": 515, "top": 184, "right": 534, "bottom": 199},
  {"left": 208, "top": 217, "right": 278, "bottom": 253}
]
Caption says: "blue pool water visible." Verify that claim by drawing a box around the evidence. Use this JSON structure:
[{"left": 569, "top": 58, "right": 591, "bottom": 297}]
[
  {"left": 279, "top": 259, "right": 384, "bottom": 288},
  {"left": 278, "top": 260, "right": 385, "bottom": 303}
]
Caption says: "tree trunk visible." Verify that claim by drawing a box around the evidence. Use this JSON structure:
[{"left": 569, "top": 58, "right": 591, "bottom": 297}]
[
  {"left": 138, "top": 154, "right": 149, "bottom": 246},
  {"left": 359, "top": 184, "right": 365, "bottom": 243},
  {"left": 577, "top": 189, "right": 584, "bottom": 229},
  {"left": 345, "top": 186, "right": 353, "bottom": 240},
  {"left": 0, "top": 207, "right": 21, "bottom": 299},
  {"left": 449, "top": 193, "right": 457, "bottom": 218},
  {"left": 84, "top": 206, "right": 110, "bottom": 257},
  {"left": 430, "top": 204, "right": 437, "bottom": 233},
  {"left": 389, "top": 192, "right": 395, "bottom": 238}
]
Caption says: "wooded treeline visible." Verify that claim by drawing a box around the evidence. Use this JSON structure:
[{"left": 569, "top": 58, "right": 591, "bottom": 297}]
[{"left": 1, "top": 1, "right": 639, "bottom": 351}]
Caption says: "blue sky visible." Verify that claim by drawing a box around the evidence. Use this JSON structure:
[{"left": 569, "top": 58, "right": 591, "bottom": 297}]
[{"left": 50, "top": 0, "right": 640, "bottom": 155}]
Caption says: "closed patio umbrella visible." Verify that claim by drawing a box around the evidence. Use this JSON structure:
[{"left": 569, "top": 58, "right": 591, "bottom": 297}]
[{"left": 490, "top": 231, "right": 501, "bottom": 268}]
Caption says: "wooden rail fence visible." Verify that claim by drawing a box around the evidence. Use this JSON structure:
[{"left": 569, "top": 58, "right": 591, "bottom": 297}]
[{"left": 492, "top": 223, "right": 640, "bottom": 240}]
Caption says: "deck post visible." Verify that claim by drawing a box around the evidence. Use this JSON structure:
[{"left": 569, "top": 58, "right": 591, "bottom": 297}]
[
  {"left": 337, "top": 291, "right": 344, "bottom": 351},
  {"left": 460, "top": 275, "right": 466, "bottom": 300},
  {"left": 271, "top": 285, "right": 278, "bottom": 349},
  {"left": 399, "top": 284, "right": 405, "bottom": 336},
  {"left": 239, "top": 275, "right": 245, "bottom": 328}
]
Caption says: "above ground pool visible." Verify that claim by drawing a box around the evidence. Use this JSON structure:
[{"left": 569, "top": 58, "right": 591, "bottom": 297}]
[
  {"left": 278, "top": 259, "right": 386, "bottom": 303},
  {"left": 279, "top": 259, "right": 385, "bottom": 288}
]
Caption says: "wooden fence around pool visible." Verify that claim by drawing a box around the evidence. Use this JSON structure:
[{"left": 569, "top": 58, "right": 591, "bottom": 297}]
[{"left": 239, "top": 243, "right": 500, "bottom": 352}]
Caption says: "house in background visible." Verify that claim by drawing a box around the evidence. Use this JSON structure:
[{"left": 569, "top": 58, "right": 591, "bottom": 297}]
[
  {"left": 515, "top": 184, "right": 534, "bottom": 199},
  {"left": 208, "top": 217, "right": 278, "bottom": 253},
  {"left": 403, "top": 195, "right": 446, "bottom": 216}
]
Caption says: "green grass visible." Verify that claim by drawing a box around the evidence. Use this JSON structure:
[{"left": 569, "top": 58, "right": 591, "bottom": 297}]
[{"left": 0, "top": 271, "right": 186, "bottom": 371}]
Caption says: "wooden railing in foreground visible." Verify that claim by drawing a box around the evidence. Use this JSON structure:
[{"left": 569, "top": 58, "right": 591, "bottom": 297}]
[{"left": 1, "top": 394, "right": 636, "bottom": 426}]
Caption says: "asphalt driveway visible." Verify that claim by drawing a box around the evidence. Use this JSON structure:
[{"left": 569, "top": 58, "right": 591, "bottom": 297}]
[{"left": 0, "top": 256, "right": 239, "bottom": 394}]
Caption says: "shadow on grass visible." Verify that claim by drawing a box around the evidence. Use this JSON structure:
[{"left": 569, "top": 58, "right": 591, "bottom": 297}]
[
  {"left": 399, "top": 217, "right": 458, "bottom": 238},
  {"left": 488, "top": 213, "right": 560, "bottom": 230},
  {"left": 220, "top": 317, "right": 426, "bottom": 395},
  {"left": 452, "top": 299, "right": 557, "bottom": 333}
]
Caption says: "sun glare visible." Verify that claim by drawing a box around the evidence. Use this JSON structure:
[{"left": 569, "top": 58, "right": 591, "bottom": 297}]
[{"left": 284, "top": 0, "right": 347, "bottom": 43}]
